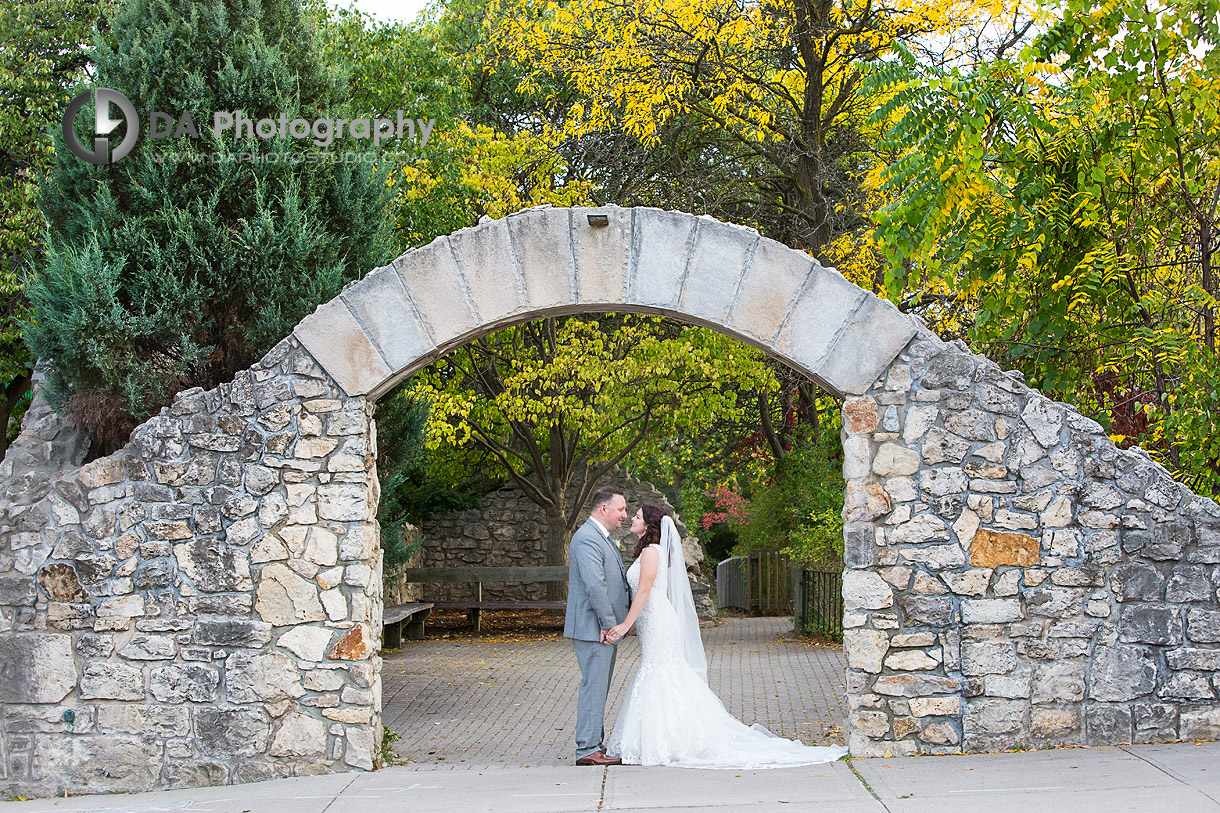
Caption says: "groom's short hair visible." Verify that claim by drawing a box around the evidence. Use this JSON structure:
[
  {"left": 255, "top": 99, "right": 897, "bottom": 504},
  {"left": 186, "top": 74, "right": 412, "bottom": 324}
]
[{"left": 590, "top": 487, "right": 624, "bottom": 509}]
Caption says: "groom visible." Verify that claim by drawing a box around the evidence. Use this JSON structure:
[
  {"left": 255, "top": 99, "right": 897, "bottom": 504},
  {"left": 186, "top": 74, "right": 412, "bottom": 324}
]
[{"left": 564, "top": 486, "right": 630, "bottom": 766}]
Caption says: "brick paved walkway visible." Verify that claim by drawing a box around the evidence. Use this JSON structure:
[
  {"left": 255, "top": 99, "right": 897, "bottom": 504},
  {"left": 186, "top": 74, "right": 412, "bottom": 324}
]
[{"left": 381, "top": 616, "right": 847, "bottom": 769}]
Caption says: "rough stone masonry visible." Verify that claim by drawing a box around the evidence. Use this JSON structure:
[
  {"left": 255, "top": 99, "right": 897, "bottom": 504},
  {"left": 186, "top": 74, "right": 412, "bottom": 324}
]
[
  {"left": 0, "top": 338, "right": 384, "bottom": 797},
  {"left": 3, "top": 205, "right": 1220, "bottom": 797},
  {"left": 841, "top": 328, "right": 1220, "bottom": 756}
]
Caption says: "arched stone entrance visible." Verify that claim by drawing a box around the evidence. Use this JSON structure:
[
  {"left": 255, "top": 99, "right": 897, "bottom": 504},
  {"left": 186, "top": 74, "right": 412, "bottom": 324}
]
[
  {"left": 289, "top": 205, "right": 914, "bottom": 399},
  {"left": 2, "top": 205, "right": 1219, "bottom": 797}
]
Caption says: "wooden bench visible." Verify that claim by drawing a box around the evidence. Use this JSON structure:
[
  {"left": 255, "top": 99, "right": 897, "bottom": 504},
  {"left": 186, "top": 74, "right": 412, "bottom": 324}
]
[
  {"left": 400, "top": 566, "right": 569, "bottom": 633},
  {"left": 381, "top": 602, "right": 434, "bottom": 649}
]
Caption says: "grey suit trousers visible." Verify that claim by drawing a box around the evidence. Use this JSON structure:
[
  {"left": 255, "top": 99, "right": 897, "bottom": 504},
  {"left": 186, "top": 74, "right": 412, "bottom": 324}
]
[{"left": 573, "top": 638, "right": 618, "bottom": 758}]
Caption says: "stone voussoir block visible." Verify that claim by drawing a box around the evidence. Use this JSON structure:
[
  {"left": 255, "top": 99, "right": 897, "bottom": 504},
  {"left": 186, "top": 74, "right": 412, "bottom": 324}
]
[
  {"left": 391, "top": 234, "right": 479, "bottom": 350},
  {"left": 448, "top": 216, "right": 529, "bottom": 329},
  {"left": 771, "top": 265, "right": 866, "bottom": 384},
  {"left": 292, "top": 298, "right": 391, "bottom": 397},
  {"left": 677, "top": 217, "right": 758, "bottom": 325},
  {"left": 569, "top": 205, "right": 632, "bottom": 306},
  {"left": 816, "top": 294, "right": 917, "bottom": 396},
  {"left": 341, "top": 265, "right": 434, "bottom": 381},
  {"left": 506, "top": 207, "right": 577, "bottom": 313},
  {"left": 627, "top": 207, "right": 698, "bottom": 310},
  {"left": 724, "top": 233, "right": 816, "bottom": 347}
]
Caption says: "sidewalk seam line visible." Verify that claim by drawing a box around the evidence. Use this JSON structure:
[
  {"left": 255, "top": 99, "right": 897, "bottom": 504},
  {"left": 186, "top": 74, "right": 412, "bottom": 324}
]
[
  {"left": 1119, "top": 745, "right": 1220, "bottom": 807},
  {"left": 846, "top": 758, "right": 893, "bottom": 812},
  {"left": 320, "top": 774, "right": 362, "bottom": 813},
  {"left": 598, "top": 765, "right": 608, "bottom": 811}
]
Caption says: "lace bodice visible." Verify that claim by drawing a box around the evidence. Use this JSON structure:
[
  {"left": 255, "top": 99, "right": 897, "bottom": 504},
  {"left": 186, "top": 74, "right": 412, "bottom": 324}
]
[
  {"left": 625, "top": 546, "right": 667, "bottom": 595},
  {"left": 626, "top": 550, "right": 683, "bottom": 667}
]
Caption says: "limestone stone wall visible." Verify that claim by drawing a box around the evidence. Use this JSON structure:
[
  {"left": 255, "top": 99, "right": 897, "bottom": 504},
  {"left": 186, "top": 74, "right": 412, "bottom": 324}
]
[
  {"left": 416, "top": 470, "right": 714, "bottom": 617},
  {"left": 417, "top": 487, "right": 548, "bottom": 601},
  {"left": 0, "top": 338, "right": 382, "bottom": 798},
  {"left": 843, "top": 328, "right": 1220, "bottom": 756},
  {"left": 383, "top": 558, "right": 423, "bottom": 606},
  {"left": 9, "top": 203, "right": 1220, "bottom": 797}
]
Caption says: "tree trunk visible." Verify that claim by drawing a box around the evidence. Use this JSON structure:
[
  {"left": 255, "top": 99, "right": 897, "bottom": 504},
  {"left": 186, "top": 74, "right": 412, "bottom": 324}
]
[
  {"left": 789, "top": 0, "right": 836, "bottom": 259},
  {"left": 1, "top": 372, "right": 32, "bottom": 460},
  {"left": 1201, "top": 212, "right": 1215, "bottom": 354},
  {"left": 543, "top": 502, "right": 570, "bottom": 603},
  {"left": 800, "top": 383, "right": 820, "bottom": 440},
  {"left": 759, "top": 392, "right": 785, "bottom": 461},
  {"left": 791, "top": 157, "right": 834, "bottom": 259}
]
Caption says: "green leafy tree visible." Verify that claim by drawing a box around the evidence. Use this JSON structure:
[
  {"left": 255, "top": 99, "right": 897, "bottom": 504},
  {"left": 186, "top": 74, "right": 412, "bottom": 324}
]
[
  {"left": 864, "top": 0, "right": 1220, "bottom": 492},
  {"left": 711, "top": 425, "right": 845, "bottom": 568},
  {"left": 0, "top": 0, "right": 116, "bottom": 453},
  {"left": 414, "top": 314, "right": 775, "bottom": 599},
  {"left": 27, "top": 0, "right": 394, "bottom": 451},
  {"left": 313, "top": 0, "right": 593, "bottom": 249},
  {"left": 624, "top": 371, "right": 838, "bottom": 532},
  {"left": 310, "top": 0, "right": 477, "bottom": 245}
]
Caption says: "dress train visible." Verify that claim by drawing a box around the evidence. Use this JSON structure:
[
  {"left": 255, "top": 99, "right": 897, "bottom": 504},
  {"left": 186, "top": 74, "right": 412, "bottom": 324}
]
[{"left": 606, "top": 550, "right": 847, "bottom": 769}]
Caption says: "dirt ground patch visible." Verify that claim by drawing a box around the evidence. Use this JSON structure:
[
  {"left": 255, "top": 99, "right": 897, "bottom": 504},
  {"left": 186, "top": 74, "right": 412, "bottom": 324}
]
[{"left": 420, "top": 607, "right": 566, "bottom": 642}]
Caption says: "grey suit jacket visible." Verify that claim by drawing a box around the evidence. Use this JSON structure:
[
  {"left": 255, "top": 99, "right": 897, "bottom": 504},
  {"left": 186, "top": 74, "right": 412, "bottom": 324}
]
[{"left": 563, "top": 517, "right": 630, "bottom": 641}]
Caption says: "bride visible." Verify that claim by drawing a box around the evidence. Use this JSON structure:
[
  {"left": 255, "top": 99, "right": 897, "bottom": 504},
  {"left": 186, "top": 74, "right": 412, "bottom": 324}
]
[{"left": 604, "top": 503, "right": 847, "bottom": 769}]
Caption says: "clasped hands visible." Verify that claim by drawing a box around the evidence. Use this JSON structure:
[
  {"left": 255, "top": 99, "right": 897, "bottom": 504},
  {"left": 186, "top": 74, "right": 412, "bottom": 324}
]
[{"left": 601, "top": 623, "right": 630, "bottom": 644}]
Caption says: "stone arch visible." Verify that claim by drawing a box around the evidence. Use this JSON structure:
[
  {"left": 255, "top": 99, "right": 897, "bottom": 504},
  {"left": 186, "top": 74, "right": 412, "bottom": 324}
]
[
  {"left": 3, "top": 205, "right": 1220, "bottom": 798},
  {"left": 290, "top": 205, "right": 914, "bottom": 400}
]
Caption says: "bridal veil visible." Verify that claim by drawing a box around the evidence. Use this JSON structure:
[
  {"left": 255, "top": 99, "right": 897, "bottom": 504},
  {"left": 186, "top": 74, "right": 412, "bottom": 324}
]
[{"left": 659, "top": 515, "right": 707, "bottom": 682}]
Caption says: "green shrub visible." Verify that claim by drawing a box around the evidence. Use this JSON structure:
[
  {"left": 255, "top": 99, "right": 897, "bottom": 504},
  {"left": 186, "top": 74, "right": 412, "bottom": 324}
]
[
  {"left": 28, "top": 0, "right": 393, "bottom": 451},
  {"left": 376, "top": 726, "right": 402, "bottom": 768},
  {"left": 732, "top": 430, "right": 845, "bottom": 568}
]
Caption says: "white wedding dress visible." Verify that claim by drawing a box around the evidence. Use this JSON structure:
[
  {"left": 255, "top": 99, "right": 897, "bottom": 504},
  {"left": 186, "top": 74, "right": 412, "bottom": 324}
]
[{"left": 606, "top": 517, "right": 848, "bottom": 769}]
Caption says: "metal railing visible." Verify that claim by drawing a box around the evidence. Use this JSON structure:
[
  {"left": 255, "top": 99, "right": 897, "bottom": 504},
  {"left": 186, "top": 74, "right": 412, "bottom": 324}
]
[
  {"left": 747, "top": 549, "right": 791, "bottom": 614},
  {"left": 716, "top": 556, "right": 748, "bottom": 610},
  {"left": 716, "top": 551, "right": 792, "bottom": 614},
  {"left": 794, "top": 569, "right": 844, "bottom": 637}
]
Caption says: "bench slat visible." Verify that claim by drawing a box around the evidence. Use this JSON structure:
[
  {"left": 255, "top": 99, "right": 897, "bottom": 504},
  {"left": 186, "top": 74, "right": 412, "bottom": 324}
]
[
  {"left": 400, "top": 566, "right": 569, "bottom": 583},
  {"left": 434, "top": 600, "right": 566, "bottom": 610},
  {"left": 382, "top": 602, "right": 434, "bottom": 625},
  {"left": 381, "top": 602, "right": 434, "bottom": 648}
]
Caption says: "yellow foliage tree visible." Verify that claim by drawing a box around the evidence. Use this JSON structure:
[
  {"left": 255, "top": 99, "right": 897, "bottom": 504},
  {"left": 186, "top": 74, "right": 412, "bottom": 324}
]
[
  {"left": 493, "top": 0, "right": 1033, "bottom": 258},
  {"left": 863, "top": 0, "right": 1220, "bottom": 490}
]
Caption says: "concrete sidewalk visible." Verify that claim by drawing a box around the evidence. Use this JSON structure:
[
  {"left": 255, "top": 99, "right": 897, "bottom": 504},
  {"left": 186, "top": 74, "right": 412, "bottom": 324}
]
[{"left": 7, "top": 742, "right": 1219, "bottom": 812}]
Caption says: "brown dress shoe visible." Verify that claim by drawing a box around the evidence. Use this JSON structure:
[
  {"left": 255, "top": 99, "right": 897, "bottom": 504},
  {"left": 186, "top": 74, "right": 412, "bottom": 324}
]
[{"left": 575, "top": 750, "right": 623, "bottom": 766}]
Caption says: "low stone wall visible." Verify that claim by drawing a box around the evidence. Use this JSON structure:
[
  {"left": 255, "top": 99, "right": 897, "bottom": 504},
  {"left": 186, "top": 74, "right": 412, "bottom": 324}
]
[
  {"left": 417, "top": 488, "right": 548, "bottom": 601},
  {"left": 0, "top": 338, "right": 382, "bottom": 798},
  {"left": 383, "top": 542, "right": 423, "bottom": 606},
  {"left": 843, "top": 328, "right": 1220, "bottom": 756},
  {"left": 417, "top": 470, "right": 714, "bottom": 617}
]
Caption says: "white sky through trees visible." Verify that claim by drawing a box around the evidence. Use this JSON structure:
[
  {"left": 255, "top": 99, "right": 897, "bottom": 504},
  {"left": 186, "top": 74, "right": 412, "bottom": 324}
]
[{"left": 333, "top": 0, "right": 431, "bottom": 24}]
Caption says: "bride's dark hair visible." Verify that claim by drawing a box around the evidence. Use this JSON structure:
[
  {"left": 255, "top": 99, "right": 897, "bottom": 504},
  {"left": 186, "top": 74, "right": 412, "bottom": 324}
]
[{"left": 632, "top": 503, "right": 669, "bottom": 559}]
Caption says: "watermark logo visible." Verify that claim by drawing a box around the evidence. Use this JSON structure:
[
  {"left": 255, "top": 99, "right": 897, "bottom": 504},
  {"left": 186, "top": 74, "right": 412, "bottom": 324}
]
[
  {"left": 63, "top": 87, "right": 139, "bottom": 165},
  {"left": 62, "top": 85, "right": 434, "bottom": 165}
]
